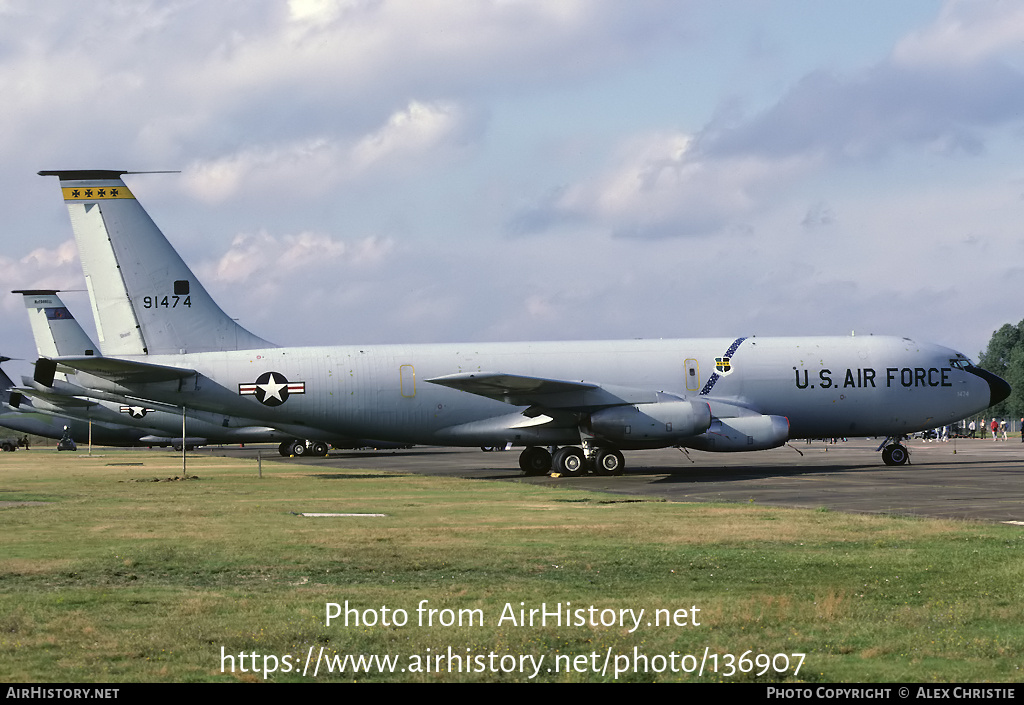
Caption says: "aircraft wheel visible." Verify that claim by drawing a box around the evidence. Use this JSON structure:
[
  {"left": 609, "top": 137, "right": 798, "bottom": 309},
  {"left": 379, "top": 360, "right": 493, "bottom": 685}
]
[
  {"left": 885, "top": 443, "right": 909, "bottom": 466},
  {"left": 279, "top": 441, "right": 292, "bottom": 457},
  {"left": 519, "top": 447, "right": 551, "bottom": 475},
  {"left": 594, "top": 449, "right": 625, "bottom": 476},
  {"left": 552, "top": 446, "right": 586, "bottom": 476},
  {"left": 311, "top": 441, "right": 329, "bottom": 456},
  {"left": 290, "top": 440, "right": 308, "bottom": 456}
]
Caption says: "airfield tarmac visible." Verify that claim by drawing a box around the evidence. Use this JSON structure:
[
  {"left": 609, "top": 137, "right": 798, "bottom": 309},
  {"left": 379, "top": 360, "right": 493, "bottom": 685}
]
[{"left": 203, "top": 437, "right": 1024, "bottom": 525}]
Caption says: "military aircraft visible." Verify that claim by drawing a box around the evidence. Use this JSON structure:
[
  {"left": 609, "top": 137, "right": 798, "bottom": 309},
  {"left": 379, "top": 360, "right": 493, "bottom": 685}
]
[
  {"left": 0, "top": 356, "right": 152, "bottom": 447},
  {"left": 13, "top": 289, "right": 298, "bottom": 450},
  {"left": 13, "top": 288, "right": 397, "bottom": 456},
  {"left": 32, "top": 170, "right": 1010, "bottom": 474}
]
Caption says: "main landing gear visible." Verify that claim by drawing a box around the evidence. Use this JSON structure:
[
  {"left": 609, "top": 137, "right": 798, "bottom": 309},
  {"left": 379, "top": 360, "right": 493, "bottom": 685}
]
[
  {"left": 518, "top": 445, "right": 626, "bottom": 477},
  {"left": 279, "top": 439, "right": 330, "bottom": 457},
  {"left": 878, "top": 437, "right": 910, "bottom": 466}
]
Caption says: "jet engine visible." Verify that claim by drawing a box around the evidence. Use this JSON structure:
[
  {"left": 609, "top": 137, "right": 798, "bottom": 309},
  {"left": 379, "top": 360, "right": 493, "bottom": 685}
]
[
  {"left": 589, "top": 400, "right": 712, "bottom": 446},
  {"left": 684, "top": 414, "right": 789, "bottom": 452}
]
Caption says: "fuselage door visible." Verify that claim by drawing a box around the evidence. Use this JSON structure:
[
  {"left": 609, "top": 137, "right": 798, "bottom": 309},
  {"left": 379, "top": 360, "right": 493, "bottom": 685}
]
[
  {"left": 400, "top": 364, "right": 416, "bottom": 398},
  {"left": 685, "top": 358, "right": 700, "bottom": 392}
]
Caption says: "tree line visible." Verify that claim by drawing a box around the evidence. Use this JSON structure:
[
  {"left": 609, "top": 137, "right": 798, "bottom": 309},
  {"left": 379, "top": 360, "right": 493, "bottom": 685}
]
[{"left": 978, "top": 320, "right": 1024, "bottom": 419}]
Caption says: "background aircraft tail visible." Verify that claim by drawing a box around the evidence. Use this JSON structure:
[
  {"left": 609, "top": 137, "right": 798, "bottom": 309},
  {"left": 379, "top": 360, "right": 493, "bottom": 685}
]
[
  {"left": 15, "top": 290, "right": 97, "bottom": 359},
  {"left": 38, "top": 171, "right": 275, "bottom": 355},
  {"left": 0, "top": 357, "right": 24, "bottom": 410},
  {"left": 0, "top": 357, "right": 15, "bottom": 392}
]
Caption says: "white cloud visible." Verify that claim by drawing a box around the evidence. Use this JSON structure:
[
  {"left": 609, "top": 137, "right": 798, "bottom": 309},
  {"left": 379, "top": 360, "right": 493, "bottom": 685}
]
[
  {"left": 182, "top": 99, "right": 476, "bottom": 202},
  {"left": 351, "top": 100, "right": 472, "bottom": 172},
  {"left": 0, "top": 240, "right": 83, "bottom": 314},
  {"left": 183, "top": 138, "right": 339, "bottom": 204},
  {"left": 0, "top": 1, "right": 686, "bottom": 164},
  {"left": 516, "top": 131, "right": 816, "bottom": 238},
  {"left": 204, "top": 230, "right": 393, "bottom": 286},
  {"left": 512, "top": 1, "right": 1024, "bottom": 243},
  {"left": 893, "top": 0, "right": 1024, "bottom": 67},
  {"left": 288, "top": 0, "right": 348, "bottom": 27}
]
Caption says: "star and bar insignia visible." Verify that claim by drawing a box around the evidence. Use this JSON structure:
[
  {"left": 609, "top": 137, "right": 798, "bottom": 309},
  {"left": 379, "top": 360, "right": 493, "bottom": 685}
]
[
  {"left": 120, "top": 405, "right": 155, "bottom": 418},
  {"left": 239, "top": 371, "right": 306, "bottom": 407}
]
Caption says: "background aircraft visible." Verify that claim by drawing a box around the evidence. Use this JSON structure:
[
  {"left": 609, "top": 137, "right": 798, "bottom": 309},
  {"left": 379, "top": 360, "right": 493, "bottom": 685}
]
[
  {"left": 14, "top": 288, "right": 397, "bottom": 456},
  {"left": 13, "top": 289, "right": 298, "bottom": 450},
  {"left": 0, "top": 356, "right": 152, "bottom": 448},
  {"left": 31, "top": 170, "right": 1010, "bottom": 474}
]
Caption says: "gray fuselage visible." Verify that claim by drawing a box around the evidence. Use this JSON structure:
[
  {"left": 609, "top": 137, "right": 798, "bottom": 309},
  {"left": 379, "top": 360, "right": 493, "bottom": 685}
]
[{"left": 70, "top": 334, "right": 1001, "bottom": 448}]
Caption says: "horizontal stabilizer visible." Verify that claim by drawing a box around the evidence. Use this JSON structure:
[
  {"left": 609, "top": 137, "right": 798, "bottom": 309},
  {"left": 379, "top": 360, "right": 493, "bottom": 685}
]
[
  {"left": 36, "top": 356, "right": 195, "bottom": 385},
  {"left": 15, "top": 387, "right": 98, "bottom": 409},
  {"left": 22, "top": 374, "right": 185, "bottom": 414}
]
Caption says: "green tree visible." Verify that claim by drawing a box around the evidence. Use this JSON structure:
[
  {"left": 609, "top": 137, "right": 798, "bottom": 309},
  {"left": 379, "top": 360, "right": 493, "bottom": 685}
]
[{"left": 978, "top": 321, "right": 1024, "bottom": 418}]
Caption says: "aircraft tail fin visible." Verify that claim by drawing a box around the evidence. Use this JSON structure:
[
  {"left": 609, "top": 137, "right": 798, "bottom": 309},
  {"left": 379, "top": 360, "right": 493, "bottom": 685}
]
[
  {"left": 15, "top": 290, "right": 98, "bottom": 359},
  {"left": 38, "top": 170, "right": 275, "bottom": 355},
  {"left": 0, "top": 358, "right": 14, "bottom": 392},
  {"left": 0, "top": 358, "right": 20, "bottom": 409}
]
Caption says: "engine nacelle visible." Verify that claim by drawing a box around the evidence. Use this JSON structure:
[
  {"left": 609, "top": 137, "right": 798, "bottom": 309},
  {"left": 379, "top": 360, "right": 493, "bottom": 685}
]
[
  {"left": 589, "top": 400, "right": 712, "bottom": 446},
  {"left": 684, "top": 414, "right": 790, "bottom": 452}
]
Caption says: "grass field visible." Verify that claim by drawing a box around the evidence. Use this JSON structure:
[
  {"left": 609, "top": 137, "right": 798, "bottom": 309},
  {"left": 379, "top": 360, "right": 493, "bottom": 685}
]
[{"left": 0, "top": 447, "right": 1022, "bottom": 683}]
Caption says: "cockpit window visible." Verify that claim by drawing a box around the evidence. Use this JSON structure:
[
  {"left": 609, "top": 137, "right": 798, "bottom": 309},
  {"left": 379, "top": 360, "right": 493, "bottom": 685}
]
[{"left": 949, "top": 354, "right": 972, "bottom": 370}]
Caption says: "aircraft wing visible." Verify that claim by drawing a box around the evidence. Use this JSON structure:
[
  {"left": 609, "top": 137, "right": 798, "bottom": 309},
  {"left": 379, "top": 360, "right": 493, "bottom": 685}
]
[
  {"left": 425, "top": 372, "right": 665, "bottom": 410},
  {"left": 427, "top": 372, "right": 596, "bottom": 399},
  {"left": 35, "top": 356, "right": 196, "bottom": 386}
]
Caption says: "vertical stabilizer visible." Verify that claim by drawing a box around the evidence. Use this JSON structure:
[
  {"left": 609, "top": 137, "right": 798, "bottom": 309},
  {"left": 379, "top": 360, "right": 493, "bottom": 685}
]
[
  {"left": 14, "top": 290, "right": 97, "bottom": 359},
  {"left": 38, "top": 171, "right": 276, "bottom": 354},
  {"left": 0, "top": 358, "right": 14, "bottom": 392}
]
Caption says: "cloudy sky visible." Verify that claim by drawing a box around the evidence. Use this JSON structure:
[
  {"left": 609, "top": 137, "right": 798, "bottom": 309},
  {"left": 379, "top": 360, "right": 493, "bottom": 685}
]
[{"left": 2, "top": 0, "right": 1023, "bottom": 372}]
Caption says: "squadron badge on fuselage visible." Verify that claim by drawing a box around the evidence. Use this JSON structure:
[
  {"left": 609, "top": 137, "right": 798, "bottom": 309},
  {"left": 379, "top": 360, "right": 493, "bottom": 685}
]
[
  {"left": 239, "top": 372, "right": 306, "bottom": 407},
  {"left": 715, "top": 357, "right": 733, "bottom": 374}
]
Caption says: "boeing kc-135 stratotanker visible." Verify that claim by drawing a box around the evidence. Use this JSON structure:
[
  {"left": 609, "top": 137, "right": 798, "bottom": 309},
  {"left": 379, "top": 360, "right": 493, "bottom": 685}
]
[{"left": 30, "top": 170, "right": 1010, "bottom": 474}]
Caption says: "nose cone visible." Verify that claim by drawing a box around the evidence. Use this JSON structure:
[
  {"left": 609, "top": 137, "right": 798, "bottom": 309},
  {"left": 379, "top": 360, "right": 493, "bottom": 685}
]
[{"left": 967, "top": 365, "right": 1011, "bottom": 407}]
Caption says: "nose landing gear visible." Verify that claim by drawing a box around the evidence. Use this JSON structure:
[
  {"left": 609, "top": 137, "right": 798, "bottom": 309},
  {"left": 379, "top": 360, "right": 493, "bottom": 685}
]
[{"left": 878, "top": 437, "right": 910, "bottom": 466}]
